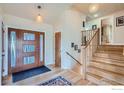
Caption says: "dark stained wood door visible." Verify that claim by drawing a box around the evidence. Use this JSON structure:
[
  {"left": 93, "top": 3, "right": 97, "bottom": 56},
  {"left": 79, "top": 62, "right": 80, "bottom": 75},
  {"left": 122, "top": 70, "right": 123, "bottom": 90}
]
[
  {"left": 8, "top": 28, "right": 45, "bottom": 73},
  {"left": 55, "top": 32, "right": 61, "bottom": 67}
]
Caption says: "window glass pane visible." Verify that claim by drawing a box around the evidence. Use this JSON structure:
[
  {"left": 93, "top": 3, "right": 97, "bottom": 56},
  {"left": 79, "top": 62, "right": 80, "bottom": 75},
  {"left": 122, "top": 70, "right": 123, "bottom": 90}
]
[
  {"left": 24, "top": 33, "right": 35, "bottom": 40},
  {"left": 40, "top": 35, "right": 43, "bottom": 62},
  {"left": 23, "top": 56, "right": 35, "bottom": 65},
  {"left": 23, "top": 45, "right": 35, "bottom": 52},
  {"left": 10, "top": 31, "right": 16, "bottom": 67}
]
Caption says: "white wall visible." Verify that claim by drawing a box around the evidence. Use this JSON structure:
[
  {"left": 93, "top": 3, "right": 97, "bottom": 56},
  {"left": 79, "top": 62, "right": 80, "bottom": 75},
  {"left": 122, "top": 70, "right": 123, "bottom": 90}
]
[
  {"left": 113, "top": 10, "right": 124, "bottom": 44},
  {"left": 86, "top": 10, "right": 124, "bottom": 45},
  {"left": 0, "top": 8, "right": 3, "bottom": 85},
  {"left": 2, "top": 8, "right": 86, "bottom": 76},
  {"left": 86, "top": 15, "right": 114, "bottom": 44},
  {"left": 3, "top": 14, "right": 54, "bottom": 76},
  {"left": 55, "top": 9, "right": 86, "bottom": 69}
]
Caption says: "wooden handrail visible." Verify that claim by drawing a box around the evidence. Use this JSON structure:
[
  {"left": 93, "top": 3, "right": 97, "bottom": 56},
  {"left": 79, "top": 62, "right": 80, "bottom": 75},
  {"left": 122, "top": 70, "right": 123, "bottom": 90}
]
[
  {"left": 84, "top": 29, "right": 99, "bottom": 49},
  {"left": 81, "top": 30, "right": 93, "bottom": 32},
  {"left": 66, "top": 51, "right": 82, "bottom": 65}
]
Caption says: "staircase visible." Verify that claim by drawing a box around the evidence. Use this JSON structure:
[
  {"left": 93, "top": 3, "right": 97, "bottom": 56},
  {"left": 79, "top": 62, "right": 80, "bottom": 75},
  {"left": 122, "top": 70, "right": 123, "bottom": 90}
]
[{"left": 86, "top": 45, "right": 124, "bottom": 85}]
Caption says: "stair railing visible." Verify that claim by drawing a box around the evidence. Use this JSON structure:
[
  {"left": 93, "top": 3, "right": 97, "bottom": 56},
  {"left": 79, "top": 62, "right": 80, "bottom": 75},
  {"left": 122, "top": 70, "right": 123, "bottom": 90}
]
[
  {"left": 81, "top": 28, "right": 100, "bottom": 79},
  {"left": 81, "top": 29, "right": 97, "bottom": 46},
  {"left": 66, "top": 51, "right": 82, "bottom": 65}
]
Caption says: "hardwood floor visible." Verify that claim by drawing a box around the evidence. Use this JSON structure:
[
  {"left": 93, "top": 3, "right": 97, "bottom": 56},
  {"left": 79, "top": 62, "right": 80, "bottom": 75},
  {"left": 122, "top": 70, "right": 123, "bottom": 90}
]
[
  {"left": 3, "top": 46, "right": 124, "bottom": 86},
  {"left": 3, "top": 65, "right": 90, "bottom": 85}
]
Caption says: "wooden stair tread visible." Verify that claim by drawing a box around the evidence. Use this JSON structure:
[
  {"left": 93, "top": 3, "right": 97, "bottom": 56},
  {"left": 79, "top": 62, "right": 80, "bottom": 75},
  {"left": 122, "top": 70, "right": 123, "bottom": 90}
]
[
  {"left": 90, "top": 61, "right": 124, "bottom": 75},
  {"left": 101, "top": 78, "right": 122, "bottom": 85},
  {"left": 87, "top": 72, "right": 102, "bottom": 80},
  {"left": 88, "top": 66, "right": 124, "bottom": 76},
  {"left": 75, "top": 79, "right": 89, "bottom": 85},
  {"left": 95, "top": 52, "right": 124, "bottom": 56},
  {"left": 91, "top": 60, "right": 124, "bottom": 67},
  {"left": 86, "top": 72, "right": 102, "bottom": 85},
  {"left": 87, "top": 72, "right": 121, "bottom": 85},
  {"left": 87, "top": 66, "right": 124, "bottom": 84},
  {"left": 96, "top": 50, "right": 122, "bottom": 55},
  {"left": 94, "top": 52, "right": 124, "bottom": 61},
  {"left": 91, "top": 61, "right": 124, "bottom": 68},
  {"left": 97, "top": 48, "right": 123, "bottom": 51},
  {"left": 98, "top": 45, "right": 124, "bottom": 49},
  {"left": 98, "top": 45, "right": 124, "bottom": 47},
  {"left": 92, "top": 56, "right": 124, "bottom": 63}
]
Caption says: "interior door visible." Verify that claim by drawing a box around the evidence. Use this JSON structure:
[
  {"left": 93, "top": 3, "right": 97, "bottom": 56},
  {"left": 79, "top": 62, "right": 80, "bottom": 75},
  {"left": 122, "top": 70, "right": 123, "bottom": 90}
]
[
  {"left": 8, "top": 28, "right": 44, "bottom": 73},
  {"left": 55, "top": 32, "right": 61, "bottom": 67}
]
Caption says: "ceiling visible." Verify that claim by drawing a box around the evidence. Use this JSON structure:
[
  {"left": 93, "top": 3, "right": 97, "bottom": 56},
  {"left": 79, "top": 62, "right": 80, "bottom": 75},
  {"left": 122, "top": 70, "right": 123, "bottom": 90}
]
[
  {"left": 0, "top": 3, "right": 124, "bottom": 24},
  {"left": 0, "top": 3, "right": 72, "bottom": 24},
  {"left": 72, "top": 3, "right": 124, "bottom": 20}
]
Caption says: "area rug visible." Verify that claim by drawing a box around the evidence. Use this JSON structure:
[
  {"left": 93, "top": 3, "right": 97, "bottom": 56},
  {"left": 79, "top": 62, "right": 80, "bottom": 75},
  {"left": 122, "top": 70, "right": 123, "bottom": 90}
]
[
  {"left": 39, "top": 76, "right": 72, "bottom": 86},
  {"left": 12, "top": 65, "right": 51, "bottom": 82}
]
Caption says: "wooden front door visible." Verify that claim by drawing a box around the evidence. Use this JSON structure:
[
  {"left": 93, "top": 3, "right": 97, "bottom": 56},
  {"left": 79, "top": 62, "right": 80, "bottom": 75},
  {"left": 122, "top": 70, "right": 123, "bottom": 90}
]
[
  {"left": 8, "top": 28, "right": 45, "bottom": 73},
  {"left": 55, "top": 32, "right": 61, "bottom": 67}
]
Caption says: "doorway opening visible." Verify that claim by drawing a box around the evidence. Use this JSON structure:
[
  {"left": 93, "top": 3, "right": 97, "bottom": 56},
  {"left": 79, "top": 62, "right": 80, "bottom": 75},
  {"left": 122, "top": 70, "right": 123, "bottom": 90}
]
[{"left": 101, "top": 18, "right": 113, "bottom": 45}]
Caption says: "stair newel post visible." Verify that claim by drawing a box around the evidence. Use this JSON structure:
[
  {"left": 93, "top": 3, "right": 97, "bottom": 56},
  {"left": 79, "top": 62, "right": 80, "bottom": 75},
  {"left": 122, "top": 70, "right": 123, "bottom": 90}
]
[
  {"left": 81, "top": 46, "right": 87, "bottom": 80},
  {"left": 81, "top": 28, "right": 100, "bottom": 80},
  {"left": 84, "top": 48, "right": 87, "bottom": 80}
]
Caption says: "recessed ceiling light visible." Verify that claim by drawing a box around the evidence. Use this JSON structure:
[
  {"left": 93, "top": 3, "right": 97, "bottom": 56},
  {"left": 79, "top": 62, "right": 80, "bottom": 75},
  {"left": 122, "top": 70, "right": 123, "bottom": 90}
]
[
  {"left": 92, "top": 6, "right": 97, "bottom": 10},
  {"left": 89, "top": 4, "right": 99, "bottom": 13},
  {"left": 94, "top": 14, "right": 98, "bottom": 17}
]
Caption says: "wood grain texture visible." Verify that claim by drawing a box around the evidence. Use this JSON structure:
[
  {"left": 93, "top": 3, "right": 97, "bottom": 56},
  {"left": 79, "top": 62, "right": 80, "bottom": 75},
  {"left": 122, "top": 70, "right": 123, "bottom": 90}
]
[
  {"left": 8, "top": 28, "right": 45, "bottom": 73},
  {"left": 55, "top": 32, "right": 61, "bottom": 67},
  {"left": 3, "top": 65, "right": 90, "bottom": 85},
  {"left": 87, "top": 45, "right": 124, "bottom": 85}
]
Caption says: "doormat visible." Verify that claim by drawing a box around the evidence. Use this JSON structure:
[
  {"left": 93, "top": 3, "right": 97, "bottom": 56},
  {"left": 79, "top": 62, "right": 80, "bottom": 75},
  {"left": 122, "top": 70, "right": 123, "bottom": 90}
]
[
  {"left": 39, "top": 76, "right": 72, "bottom": 86},
  {"left": 12, "top": 65, "right": 51, "bottom": 82}
]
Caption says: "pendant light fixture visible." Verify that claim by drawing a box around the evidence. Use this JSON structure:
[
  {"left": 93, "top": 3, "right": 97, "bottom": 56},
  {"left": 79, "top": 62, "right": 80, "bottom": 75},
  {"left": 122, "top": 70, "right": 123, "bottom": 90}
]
[{"left": 36, "top": 5, "right": 43, "bottom": 23}]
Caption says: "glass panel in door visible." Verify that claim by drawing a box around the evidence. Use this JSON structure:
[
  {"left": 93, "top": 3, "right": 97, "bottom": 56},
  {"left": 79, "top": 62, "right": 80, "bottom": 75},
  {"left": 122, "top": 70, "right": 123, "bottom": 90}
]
[
  {"left": 40, "top": 34, "right": 43, "bottom": 62},
  {"left": 9, "top": 28, "right": 45, "bottom": 73},
  {"left": 22, "top": 32, "right": 37, "bottom": 67},
  {"left": 10, "top": 31, "right": 16, "bottom": 67}
]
